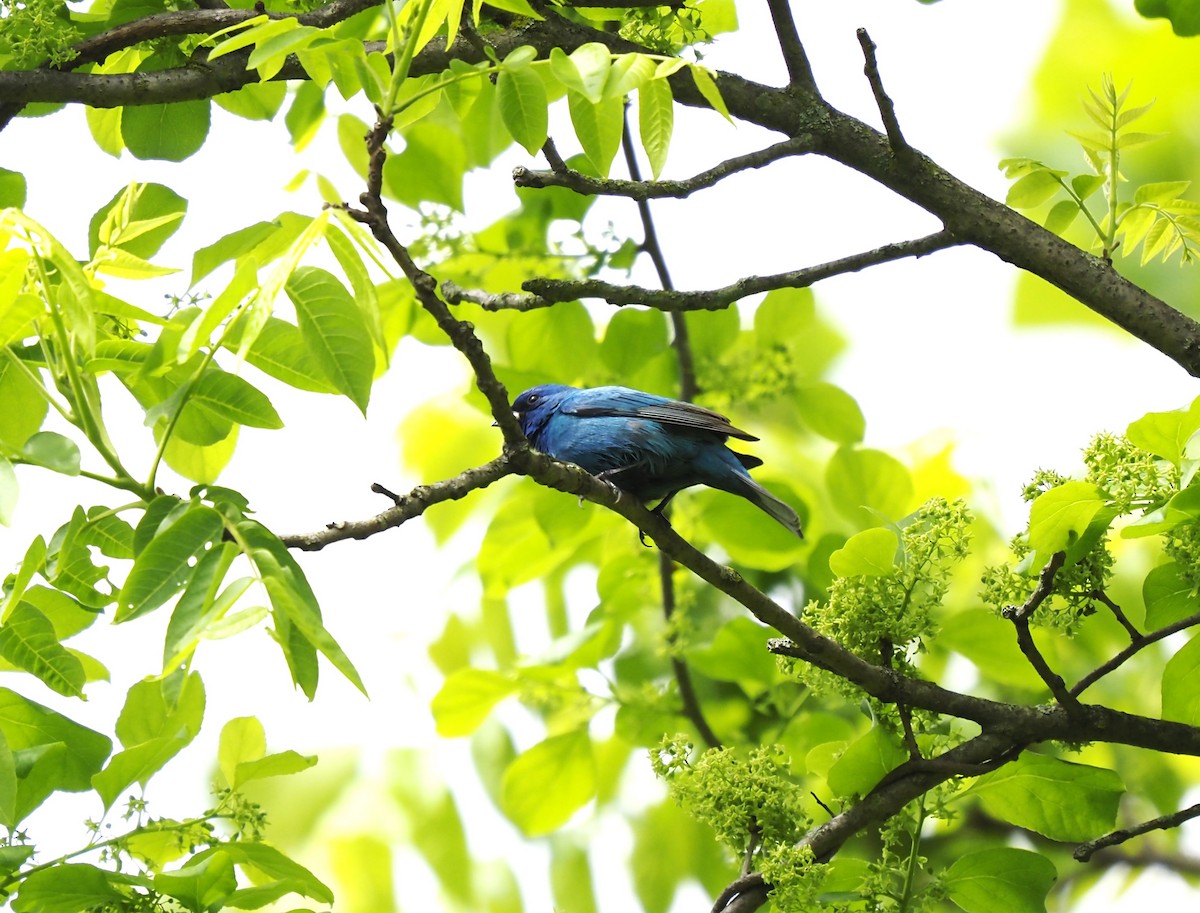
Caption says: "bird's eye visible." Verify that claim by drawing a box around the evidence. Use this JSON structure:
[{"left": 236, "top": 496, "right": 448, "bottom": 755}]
[{"left": 527, "top": 394, "right": 540, "bottom": 405}]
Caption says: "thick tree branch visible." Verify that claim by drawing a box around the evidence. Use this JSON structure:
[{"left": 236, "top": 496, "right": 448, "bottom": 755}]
[{"left": 512, "top": 136, "right": 816, "bottom": 199}]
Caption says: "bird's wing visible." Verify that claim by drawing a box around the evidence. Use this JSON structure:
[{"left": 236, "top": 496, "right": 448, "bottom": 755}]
[{"left": 563, "top": 387, "right": 759, "bottom": 442}]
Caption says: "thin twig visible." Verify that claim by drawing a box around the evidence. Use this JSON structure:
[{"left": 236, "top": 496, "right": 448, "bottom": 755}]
[
  {"left": 1092, "top": 589, "right": 1143, "bottom": 642},
  {"left": 1075, "top": 803, "right": 1200, "bottom": 862},
  {"left": 475, "top": 230, "right": 961, "bottom": 311},
  {"left": 512, "top": 136, "right": 817, "bottom": 200},
  {"left": 281, "top": 456, "right": 516, "bottom": 550},
  {"left": 1071, "top": 608, "right": 1200, "bottom": 697},
  {"left": 764, "top": 0, "right": 817, "bottom": 93},
  {"left": 1003, "top": 552, "right": 1079, "bottom": 707},
  {"left": 856, "top": 28, "right": 909, "bottom": 156}
]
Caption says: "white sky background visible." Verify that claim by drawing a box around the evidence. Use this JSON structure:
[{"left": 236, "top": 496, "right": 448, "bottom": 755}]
[{"left": 2, "top": 0, "right": 1200, "bottom": 910}]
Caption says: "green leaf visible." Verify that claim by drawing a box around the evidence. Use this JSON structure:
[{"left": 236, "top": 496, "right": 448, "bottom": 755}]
[
  {"left": 432, "top": 668, "right": 515, "bottom": 736},
  {"left": 0, "top": 168, "right": 26, "bottom": 208},
  {"left": 826, "top": 726, "right": 907, "bottom": 797},
  {"left": 87, "top": 182, "right": 186, "bottom": 259},
  {"left": 603, "top": 53, "right": 656, "bottom": 100},
  {"left": 1127, "top": 397, "right": 1200, "bottom": 465},
  {"left": 233, "top": 749, "right": 317, "bottom": 787},
  {"left": 12, "top": 864, "right": 122, "bottom": 913},
  {"left": 686, "top": 617, "right": 777, "bottom": 692},
  {"left": 122, "top": 99, "right": 211, "bottom": 162},
  {"left": 826, "top": 447, "right": 914, "bottom": 526},
  {"left": 1027, "top": 481, "right": 1107, "bottom": 553},
  {"left": 1043, "top": 199, "right": 1080, "bottom": 234},
  {"left": 551, "top": 839, "right": 598, "bottom": 913},
  {"left": 0, "top": 602, "right": 86, "bottom": 698},
  {"left": 21, "top": 431, "right": 81, "bottom": 475},
  {"left": 1162, "top": 632, "right": 1200, "bottom": 724},
  {"left": 0, "top": 688, "right": 112, "bottom": 822},
  {"left": 1143, "top": 561, "right": 1197, "bottom": 628},
  {"left": 967, "top": 753, "right": 1124, "bottom": 840},
  {"left": 243, "top": 317, "right": 338, "bottom": 394},
  {"left": 944, "top": 848, "right": 1057, "bottom": 913},
  {"left": 191, "top": 219, "right": 278, "bottom": 285},
  {"left": 218, "top": 716, "right": 266, "bottom": 787},
  {"left": 497, "top": 63, "right": 549, "bottom": 154},
  {"left": 688, "top": 64, "right": 731, "bottom": 121},
  {"left": 829, "top": 528, "right": 899, "bottom": 578},
  {"left": 600, "top": 308, "right": 670, "bottom": 376},
  {"left": 0, "top": 355, "right": 48, "bottom": 448},
  {"left": 1135, "top": 0, "right": 1200, "bottom": 35},
  {"left": 163, "top": 543, "right": 243, "bottom": 670},
  {"left": 199, "top": 842, "right": 332, "bottom": 905},
  {"left": 383, "top": 121, "right": 469, "bottom": 212},
  {"left": 93, "top": 736, "right": 190, "bottom": 811},
  {"left": 794, "top": 381, "right": 865, "bottom": 444},
  {"left": 0, "top": 456, "right": 15, "bottom": 526},
  {"left": 637, "top": 77, "right": 673, "bottom": 179},
  {"left": 568, "top": 92, "right": 624, "bottom": 178},
  {"left": 190, "top": 369, "right": 284, "bottom": 430},
  {"left": 285, "top": 266, "right": 374, "bottom": 414},
  {"left": 117, "top": 504, "right": 224, "bottom": 621},
  {"left": 565, "top": 43, "right": 611, "bottom": 103},
  {"left": 235, "top": 519, "right": 365, "bottom": 697},
  {"left": 154, "top": 850, "right": 237, "bottom": 913},
  {"left": 501, "top": 730, "right": 596, "bottom": 836},
  {"left": 1006, "top": 170, "right": 1064, "bottom": 208}
]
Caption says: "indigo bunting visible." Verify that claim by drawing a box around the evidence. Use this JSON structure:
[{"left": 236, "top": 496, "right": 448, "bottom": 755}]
[{"left": 512, "top": 384, "right": 802, "bottom": 537}]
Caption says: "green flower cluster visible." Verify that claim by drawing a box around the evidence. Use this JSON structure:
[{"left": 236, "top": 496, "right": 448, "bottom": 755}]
[
  {"left": 650, "top": 735, "right": 810, "bottom": 858},
  {"left": 0, "top": 0, "right": 79, "bottom": 68},
  {"left": 816, "top": 498, "right": 973, "bottom": 662},
  {"left": 1083, "top": 432, "right": 1176, "bottom": 512}
]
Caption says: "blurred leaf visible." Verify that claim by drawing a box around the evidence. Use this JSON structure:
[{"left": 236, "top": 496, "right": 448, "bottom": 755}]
[
  {"left": 21, "top": 432, "right": 80, "bottom": 476},
  {"left": 687, "top": 617, "right": 777, "bottom": 692},
  {"left": 432, "top": 668, "right": 515, "bottom": 737},
  {"left": 550, "top": 838, "right": 597, "bottom": 913},
  {"left": 1135, "top": 0, "right": 1200, "bottom": 35},
  {"left": 123, "top": 98, "right": 211, "bottom": 162},
  {"left": 501, "top": 730, "right": 596, "bottom": 835},
  {"left": 794, "top": 382, "right": 865, "bottom": 444},
  {"left": 154, "top": 849, "right": 237, "bottom": 913},
  {"left": 826, "top": 447, "right": 913, "bottom": 526}
]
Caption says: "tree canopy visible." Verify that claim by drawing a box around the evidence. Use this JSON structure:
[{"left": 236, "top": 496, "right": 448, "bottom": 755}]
[{"left": 2, "top": 2, "right": 1200, "bottom": 913}]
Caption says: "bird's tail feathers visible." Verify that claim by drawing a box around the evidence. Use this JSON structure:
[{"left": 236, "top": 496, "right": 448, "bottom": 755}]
[{"left": 727, "top": 473, "right": 803, "bottom": 538}]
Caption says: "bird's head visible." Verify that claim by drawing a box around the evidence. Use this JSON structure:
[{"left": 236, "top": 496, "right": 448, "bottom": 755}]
[{"left": 512, "top": 384, "right": 575, "bottom": 439}]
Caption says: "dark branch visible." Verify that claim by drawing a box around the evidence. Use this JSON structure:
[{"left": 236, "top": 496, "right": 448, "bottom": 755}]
[
  {"left": 520, "top": 230, "right": 961, "bottom": 310},
  {"left": 511, "top": 136, "right": 817, "bottom": 200},
  {"left": 1075, "top": 803, "right": 1200, "bottom": 862},
  {"left": 1092, "top": 589, "right": 1142, "bottom": 641},
  {"left": 1071, "top": 608, "right": 1200, "bottom": 697},
  {"left": 855, "top": 28, "right": 908, "bottom": 156},
  {"left": 764, "top": 0, "right": 817, "bottom": 93},
  {"left": 281, "top": 456, "right": 516, "bottom": 551},
  {"left": 1002, "top": 552, "right": 1078, "bottom": 706}
]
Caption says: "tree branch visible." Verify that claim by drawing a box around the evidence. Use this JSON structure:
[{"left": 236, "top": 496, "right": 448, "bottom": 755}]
[
  {"left": 1070, "top": 608, "right": 1200, "bottom": 697},
  {"left": 511, "top": 136, "right": 816, "bottom": 200},
  {"left": 1001, "top": 552, "right": 1078, "bottom": 707},
  {"left": 280, "top": 455, "right": 516, "bottom": 551},
  {"left": 764, "top": 0, "right": 817, "bottom": 93},
  {"left": 1075, "top": 803, "right": 1200, "bottom": 862},
  {"left": 519, "top": 230, "right": 961, "bottom": 310},
  {"left": 855, "top": 28, "right": 909, "bottom": 156}
]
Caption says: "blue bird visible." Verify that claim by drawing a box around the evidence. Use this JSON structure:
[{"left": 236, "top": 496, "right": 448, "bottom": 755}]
[{"left": 512, "top": 384, "right": 802, "bottom": 537}]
